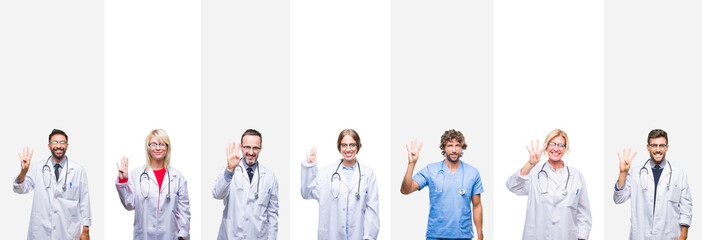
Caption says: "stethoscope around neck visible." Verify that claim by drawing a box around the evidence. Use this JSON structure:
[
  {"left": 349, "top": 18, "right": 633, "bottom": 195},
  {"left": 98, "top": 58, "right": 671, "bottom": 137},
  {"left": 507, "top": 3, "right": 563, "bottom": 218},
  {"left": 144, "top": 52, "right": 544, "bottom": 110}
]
[
  {"left": 537, "top": 162, "right": 570, "bottom": 196},
  {"left": 234, "top": 160, "right": 262, "bottom": 200},
  {"left": 639, "top": 159, "right": 672, "bottom": 191},
  {"left": 139, "top": 167, "right": 172, "bottom": 200},
  {"left": 331, "top": 159, "right": 362, "bottom": 200},
  {"left": 435, "top": 161, "right": 466, "bottom": 196},
  {"left": 42, "top": 156, "right": 68, "bottom": 191}
]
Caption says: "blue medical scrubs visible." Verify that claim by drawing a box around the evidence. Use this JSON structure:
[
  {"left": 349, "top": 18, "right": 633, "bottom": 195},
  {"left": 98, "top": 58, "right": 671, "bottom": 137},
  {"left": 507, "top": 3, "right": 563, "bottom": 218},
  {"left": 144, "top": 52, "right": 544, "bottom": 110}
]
[{"left": 413, "top": 160, "right": 484, "bottom": 239}]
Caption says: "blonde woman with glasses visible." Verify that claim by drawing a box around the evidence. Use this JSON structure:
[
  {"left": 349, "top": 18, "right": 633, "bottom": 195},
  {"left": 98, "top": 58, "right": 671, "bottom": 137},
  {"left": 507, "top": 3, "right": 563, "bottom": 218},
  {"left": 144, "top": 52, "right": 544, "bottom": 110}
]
[{"left": 116, "top": 129, "right": 191, "bottom": 240}]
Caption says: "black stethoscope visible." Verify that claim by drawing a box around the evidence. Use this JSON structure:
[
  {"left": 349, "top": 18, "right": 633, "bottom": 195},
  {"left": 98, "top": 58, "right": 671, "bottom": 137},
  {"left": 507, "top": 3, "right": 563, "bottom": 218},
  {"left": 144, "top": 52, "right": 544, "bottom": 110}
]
[
  {"left": 42, "top": 156, "right": 68, "bottom": 191},
  {"left": 639, "top": 159, "right": 672, "bottom": 191},
  {"left": 537, "top": 162, "right": 570, "bottom": 196},
  {"left": 331, "top": 159, "right": 362, "bottom": 200},
  {"left": 139, "top": 167, "right": 171, "bottom": 200},
  {"left": 235, "top": 161, "right": 262, "bottom": 199},
  {"left": 435, "top": 161, "right": 466, "bottom": 195}
]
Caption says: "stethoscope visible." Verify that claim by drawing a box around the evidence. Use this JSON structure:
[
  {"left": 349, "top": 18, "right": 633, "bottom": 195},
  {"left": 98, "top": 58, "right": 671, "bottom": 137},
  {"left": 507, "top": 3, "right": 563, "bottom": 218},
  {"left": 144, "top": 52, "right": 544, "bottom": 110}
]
[
  {"left": 139, "top": 167, "right": 171, "bottom": 200},
  {"left": 42, "top": 156, "right": 68, "bottom": 191},
  {"left": 234, "top": 161, "right": 262, "bottom": 199},
  {"left": 639, "top": 159, "right": 672, "bottom": 191},
  {"left": 435, "top": 161, "right": 466, "bottom": 195},
  {"left": 537, "top": 163, "right": 570, "bottom": 196},
  {"left": 331, "top": 159, "right": 362, "bottom": 200}
]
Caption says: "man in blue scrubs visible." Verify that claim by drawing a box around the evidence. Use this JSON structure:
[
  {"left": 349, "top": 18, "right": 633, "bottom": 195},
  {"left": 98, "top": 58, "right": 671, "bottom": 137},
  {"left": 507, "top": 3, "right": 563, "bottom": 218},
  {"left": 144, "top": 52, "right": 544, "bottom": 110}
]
[{"left": 401, "top": 129, "right": 484, "bottom": 240}]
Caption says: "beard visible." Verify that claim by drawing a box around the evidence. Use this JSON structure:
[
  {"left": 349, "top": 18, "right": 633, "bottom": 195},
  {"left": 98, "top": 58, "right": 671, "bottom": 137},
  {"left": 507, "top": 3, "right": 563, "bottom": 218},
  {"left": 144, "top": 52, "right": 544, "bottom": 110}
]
[
  {"left": 445, "top": 151, "right": 463, "bottom": 162},
  {"left": 244, "top": 153, "right": 259, "bottom": 166},
  {"left": 649, "top": 151, "right": 666, "bottom": 164},
  {"left": 51, "top": 147, "right": 66, "bottom": 160}
]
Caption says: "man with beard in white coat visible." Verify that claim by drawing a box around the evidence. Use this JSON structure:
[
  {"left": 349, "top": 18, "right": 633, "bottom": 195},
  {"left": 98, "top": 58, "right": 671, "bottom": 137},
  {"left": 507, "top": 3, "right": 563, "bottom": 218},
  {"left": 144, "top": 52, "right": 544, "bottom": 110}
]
[
  {"left": 213, "top": 129, "right": 279, "bottom": 239},
  {"left": 13, "top": 129, "right": 91, "bottom": 239},
  {"left": 614, "top": 129, "right": 692, "bottom": 240},
  {"left": 301, "top": 129, "right": 380, "bottom": 240}
]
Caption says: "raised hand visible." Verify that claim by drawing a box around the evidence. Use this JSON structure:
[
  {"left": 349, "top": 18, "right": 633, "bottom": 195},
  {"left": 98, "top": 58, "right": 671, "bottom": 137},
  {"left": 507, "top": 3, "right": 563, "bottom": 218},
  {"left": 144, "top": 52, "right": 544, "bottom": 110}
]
[
  {"left": 526, "top": 140, "right": 545, "bottom": 166},
  {"left": 226, "top": 142, "right": 242, "bottom": 172},
  {"left": 117, "top": 157, "right": 129, "bottom": 179},
  {"left": 618, "top": 148, "right": 637, "bottom": 173},
  {"left": 18, "top": 147, "right": 34, "bottom": 173},
  {"left": 307, "top": 147, "right": 317, "bottom": 163},
  {"left": 406, "top": 140, "right": 423, "bottom": 164}
]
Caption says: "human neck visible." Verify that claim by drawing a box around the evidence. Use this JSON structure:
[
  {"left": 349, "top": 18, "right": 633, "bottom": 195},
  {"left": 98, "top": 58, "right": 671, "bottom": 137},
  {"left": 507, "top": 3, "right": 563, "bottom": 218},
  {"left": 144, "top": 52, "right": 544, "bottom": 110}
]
[
  {"left": 151, "top": 160, "right": 165, "bottom": 170},
  {"left": 342, "top": 158, "right": 356, "bottom": 168},
  {"left": 52, "top": 156, "right": 65, "bottom": 164},
  {"left": 444, "top": 158, "right": 461, "bottom": 173},
  {"left": 548, "top": 159, "right": 564, "bottom": 170}
]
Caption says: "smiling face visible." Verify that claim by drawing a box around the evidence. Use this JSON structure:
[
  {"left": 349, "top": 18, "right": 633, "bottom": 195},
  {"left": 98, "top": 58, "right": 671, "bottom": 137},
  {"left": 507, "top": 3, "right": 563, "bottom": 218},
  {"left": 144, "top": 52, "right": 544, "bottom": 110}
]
[
  {"left": 48, "top": 134, "right": 68, "bottom": 162},
  {"left": 444, "top": 139, "right": 462, "bottom": 162},
  {"left": 148, "top": 136, "right": 168, "bottom": 162},
  {"left": 241, "top": 134, "right": 262, "bottom": 165},
  {"left": 339, "top": 135, "right": 358, "bottom": 162},
  {"left": 546, "top": 135, "right": 566, "bottom": 161},
  {"left": 647, "top": 137, "right": 668, "bottom": 164}
]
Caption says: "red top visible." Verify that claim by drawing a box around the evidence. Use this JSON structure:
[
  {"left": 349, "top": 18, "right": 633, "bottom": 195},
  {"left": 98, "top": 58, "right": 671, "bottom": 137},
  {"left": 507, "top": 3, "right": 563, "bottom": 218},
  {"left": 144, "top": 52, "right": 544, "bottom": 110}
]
[
  {"left": 153, "top": 168, "right": 167, "bottom": 191},
  {"left": 118, "top": 168, "right": 167, "bottom": 191}
]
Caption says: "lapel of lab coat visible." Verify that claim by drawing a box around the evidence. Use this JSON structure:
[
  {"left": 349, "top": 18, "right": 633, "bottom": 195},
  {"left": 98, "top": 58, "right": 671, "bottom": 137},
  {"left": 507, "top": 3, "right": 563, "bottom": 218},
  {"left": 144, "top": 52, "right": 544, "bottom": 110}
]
[
  {"left": 250, "top": 166, "right": 266, "bottom": 192},
  {"left": 347, "top": 164, "right": 360, "bottom": 194}
]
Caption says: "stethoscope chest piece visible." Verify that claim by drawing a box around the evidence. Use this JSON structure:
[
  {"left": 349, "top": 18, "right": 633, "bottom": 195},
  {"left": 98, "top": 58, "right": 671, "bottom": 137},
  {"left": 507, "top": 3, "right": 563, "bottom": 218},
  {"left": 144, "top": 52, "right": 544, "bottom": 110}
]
[{"left": 459, "top": 189, "right": 465, "bottom": 195}]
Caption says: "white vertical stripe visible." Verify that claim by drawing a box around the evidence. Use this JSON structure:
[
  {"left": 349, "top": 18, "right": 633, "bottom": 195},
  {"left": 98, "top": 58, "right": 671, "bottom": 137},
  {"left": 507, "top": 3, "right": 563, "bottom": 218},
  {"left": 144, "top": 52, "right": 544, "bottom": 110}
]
[
  {"left": 104, "top": 0, "right": 201, "bottom": 239},
  {"left": 290, "top": 0, "right": 391, "bottom": 239},
  {"left": 494, "top": 1, "right": 603, "bottom": 239}
]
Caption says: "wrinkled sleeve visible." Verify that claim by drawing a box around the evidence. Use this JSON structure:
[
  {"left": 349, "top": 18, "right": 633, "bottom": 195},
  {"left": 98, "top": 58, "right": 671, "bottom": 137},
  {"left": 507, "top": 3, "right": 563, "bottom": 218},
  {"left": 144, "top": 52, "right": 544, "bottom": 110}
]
[
  {"left": 115, "top": 171, "right": 136, "bottom": 211},
  {"left": 506, "top": 169, "right": 531, "bottom": 196},
  {"left": 213, "top": 167, "right": 233, "bottom": 200},
  {"left": 679, "top": 172, "right": 692, "bottom": 226},
  {"left": 363, "top": 170, "right": 380, "bottom": 240},
  {"left": 412, "top": 165, "right": 430, "bottom": 191},
  {"left": 300, "top": 161, "right": 320, "bottom": 200},
  {"left": 472, "top": 171, "right": 485, "bottom": 196},
  {"left": 576, "top": 174, "right": 593, "bottom": 239},
  {"left": 175, "top": 177, "right": 191, "bottom": 239},
  {"left": 613, "top": 169, "right": 632, "bottom": 204},
  {"left": 267, "top": 174, "right": 279, "bottom": 240},
  {"left": 79, "top": 169, "right": 92, "bottom": 226},
  {"left": 13, "top": 165, "right": 37, "bottom": 194}
]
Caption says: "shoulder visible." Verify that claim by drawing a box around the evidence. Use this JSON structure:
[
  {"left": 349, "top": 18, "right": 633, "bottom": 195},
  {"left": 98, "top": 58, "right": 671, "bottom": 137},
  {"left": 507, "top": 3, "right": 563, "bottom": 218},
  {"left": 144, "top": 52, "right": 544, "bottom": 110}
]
[
  {"left": 462, "top": 161, "right": 480, "bottom": 173},
  {"left": 259, "top": 165, "right": 278, "bottom": 180},
  {"left": 130, "top": 165, "right": 147, "bottom": 175}
]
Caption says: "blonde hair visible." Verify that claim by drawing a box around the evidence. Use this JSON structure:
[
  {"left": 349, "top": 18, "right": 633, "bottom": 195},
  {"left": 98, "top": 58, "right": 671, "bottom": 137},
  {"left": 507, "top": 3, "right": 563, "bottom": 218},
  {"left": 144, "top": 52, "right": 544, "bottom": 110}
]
[
  {"left": 544, "top": 128, "right": 570, "bottom": 153},
  {"left": 145, "top": 129, "right": 171, "bottom": 170}
]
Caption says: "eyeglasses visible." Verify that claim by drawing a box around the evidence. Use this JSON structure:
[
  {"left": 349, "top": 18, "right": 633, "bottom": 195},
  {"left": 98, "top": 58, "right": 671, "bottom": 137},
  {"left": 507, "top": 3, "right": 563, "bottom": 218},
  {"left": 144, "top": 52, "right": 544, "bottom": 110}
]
[
  {"left": 648, "top": 144, "right": 668, "bottom": 149},
  {"left": 547, "top": 142, "right": 566, "bottom": 149},
  {"left": 50, "top": 141, "right": 68, "bottom": 146},
  {"left": 242, "top": 146, "right": 261, "bottom": 152},
  {"left": 339, "top": 143, "right": 357, "bottom": 149},
  {"left": 148, "top": 143, "right": 168, "bottom": 148}
]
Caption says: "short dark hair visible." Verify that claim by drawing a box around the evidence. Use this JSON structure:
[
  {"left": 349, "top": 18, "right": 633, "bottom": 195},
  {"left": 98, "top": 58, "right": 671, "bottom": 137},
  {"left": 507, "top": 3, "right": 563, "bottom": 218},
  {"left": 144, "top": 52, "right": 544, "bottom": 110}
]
[
  {"left": 647, "top": 129, "right": 668, "bottom": 144},
  {"left": 49, "top": 129, "right": 68, "bottom": 142},
  {"left": 337, "top": 129, "right": 362, "bottom": 153},
  {"left": 241, "top": 129, "right": 262, "bottom": 146},
  {"left": 440, "top": 129, "right": 467, "bottom": 155}
]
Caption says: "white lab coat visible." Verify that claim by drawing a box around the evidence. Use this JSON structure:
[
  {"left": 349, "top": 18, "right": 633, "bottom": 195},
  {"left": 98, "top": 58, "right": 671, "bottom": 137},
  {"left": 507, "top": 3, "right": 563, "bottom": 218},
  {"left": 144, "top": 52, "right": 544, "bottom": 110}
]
[
  {"left": 613, "top": 160, "right": 692, "bottom": 240},
  {"left": 301, "top": 160, "right": 380, "bottom": 240},
  {"left": 13, "top": 156, "right": 91, "bottom": 240},
  {"left": 115, "top": 165, "right": 191, "bottom": 240},
  {"left": 213, "top": 164, "right": 279, "bottom": 240},
  {"left": 506, "top": 162, "right": 592, "bottom": 240}
]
